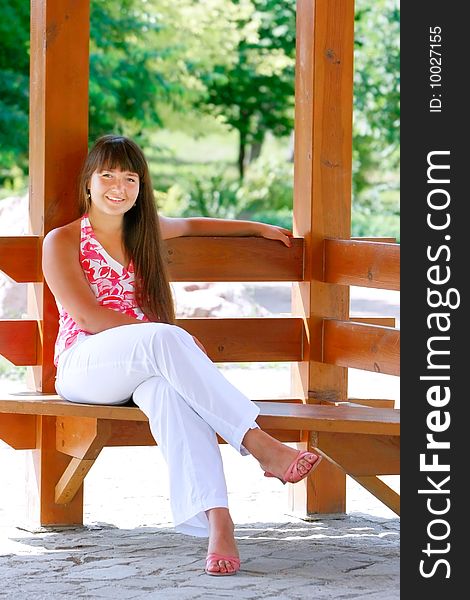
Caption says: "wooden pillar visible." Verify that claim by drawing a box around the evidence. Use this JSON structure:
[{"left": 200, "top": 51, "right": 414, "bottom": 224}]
[
  {"left": 26, "top": 0, "right": 90, "bottom": 527},
  {"left": 28, "top": 0, "right": 89, "bottom": 393},
  {"left": 290, "top": 0, "right": 355, "bottom": 515}
]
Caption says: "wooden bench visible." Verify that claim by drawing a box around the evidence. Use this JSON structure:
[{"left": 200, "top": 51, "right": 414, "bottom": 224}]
[
  {"left": 0, "top": 393, "right": 399, "bottom": 518},
  {"left": 0, "top": 0, "right": 400, "bottom": 527}
]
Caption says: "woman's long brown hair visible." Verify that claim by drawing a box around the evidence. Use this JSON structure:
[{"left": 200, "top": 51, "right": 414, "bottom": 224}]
[{"left": 78, "top": 135, "right": 175, "bottom": 324}]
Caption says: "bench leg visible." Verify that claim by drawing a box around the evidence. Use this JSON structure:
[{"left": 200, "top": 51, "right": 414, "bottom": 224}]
[
  {"left": 288, "top": 440, "right": 346, "bottom": 517},
  {"left": 54, "top": 416, "right": 111, "bottom": 505},
  {"left": 25, "top": 416, "right": 84, "bottom": 527}
]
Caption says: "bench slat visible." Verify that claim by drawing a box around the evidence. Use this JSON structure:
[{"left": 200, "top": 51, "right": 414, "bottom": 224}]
[{"left": 0, "top": 395, "right": 399, "bottom": 436}]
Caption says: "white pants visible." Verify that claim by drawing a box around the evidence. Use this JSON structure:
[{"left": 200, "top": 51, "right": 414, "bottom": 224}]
[{"left": 55, "top": 322, "right": 260, "bottom": 537}]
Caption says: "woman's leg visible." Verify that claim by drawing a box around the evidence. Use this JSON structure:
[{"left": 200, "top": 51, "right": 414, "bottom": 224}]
[
  {"left": 133, "top": 377, "right": 239, "bottom": 574},
  {"left": 55, "top": 322, "right": 318, "bottom": 572},
  {"left": 132, "top": 377, "right": 229, "bottom": 536},
  {"left": 56, "top": 323, "right": 260, "bottom": 455}
]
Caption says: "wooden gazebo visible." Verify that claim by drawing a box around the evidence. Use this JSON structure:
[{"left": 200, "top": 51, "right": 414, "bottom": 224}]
[{"left": 0, "top": 0, "right": 400, "bottom": 527}]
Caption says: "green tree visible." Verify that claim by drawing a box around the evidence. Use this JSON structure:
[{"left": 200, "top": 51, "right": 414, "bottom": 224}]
[
  {"left": 0, "top": 0, "right": 241, "bottom": 178},
  {"left": 0, "top": 1, "right": 30, "bottom": 180},
  {"left": 353, "top": 0, "right": 400, "bottom": 210},
  {"left": 198, "top": 0, "right": 296, "bottom": 179}
]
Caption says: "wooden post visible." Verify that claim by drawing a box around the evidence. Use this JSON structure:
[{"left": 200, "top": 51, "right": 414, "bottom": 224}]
[
  {"left": 28, "top": 0, "right": 89, "bottom": 393},
  {"left": 26, "top": 0, "right": 90, "bottom": 527},
  {"left": 290, "top": 0, "right": 355, "bottom": 516}
]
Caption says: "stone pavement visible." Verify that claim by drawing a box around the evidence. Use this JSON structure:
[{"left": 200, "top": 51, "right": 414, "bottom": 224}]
[{"left": 0, "top": 440, "right": 399, "bottom": 600}]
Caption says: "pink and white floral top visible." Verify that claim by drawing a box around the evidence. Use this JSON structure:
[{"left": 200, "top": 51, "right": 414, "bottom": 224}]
[{"left": 54, "top": 214, "right": 149, "bottom": 365}]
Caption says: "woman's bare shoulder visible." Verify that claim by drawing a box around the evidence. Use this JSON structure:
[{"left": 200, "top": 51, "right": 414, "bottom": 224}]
[{"left": 44, "top": 218, "right": 81, "bottom": 247}]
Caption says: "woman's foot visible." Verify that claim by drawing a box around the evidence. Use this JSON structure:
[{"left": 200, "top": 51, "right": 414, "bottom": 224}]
[
  {"left": 242, "top": 429, "right": 320, "bottom": 483},
  {"left": 205, "top": 508, "right": 240, "bottom": 575}
]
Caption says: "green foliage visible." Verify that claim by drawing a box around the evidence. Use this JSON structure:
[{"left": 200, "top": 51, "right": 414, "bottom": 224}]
[
  {"left": 1, "top": 0, "right": 399, "bottom": 240},
  {"left": 198, "top": 0, "right": 296, "bottom": 177},
  {"left": 0, "top": 1, "right": 29, "bottom": 179},
  {"left": 155, "top": 149, "right": 293, "bottom": 231},
  {"left": 353, "top": 0, "right": 400, "bottom": 210}
]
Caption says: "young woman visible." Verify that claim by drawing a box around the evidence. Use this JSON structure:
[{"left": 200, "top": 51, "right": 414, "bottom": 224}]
[{"left": 42, "top": 134, "right": 321, "bottom": 576}]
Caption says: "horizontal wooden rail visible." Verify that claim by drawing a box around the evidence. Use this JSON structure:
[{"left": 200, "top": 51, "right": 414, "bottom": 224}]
[
  {"left": 350, "top": 317, "right": 396, "bottom": 327},
  {"left": 351, "top": 237, "right": 397, "bottom": 243},
  {"left": 176, "top": 317, "right": 303, "bottom": 361},
  {"left": 0, "top": 317, "right": 303, "bottom": 365},
  {"left": 324, "top": 239, "right": 399, "bottom": 290},
  {"left": 323, "top": 319, "right": 400, "bottom": 376},
  {"left": 0, "top": 320, "right": 40, "bottom": 365},
  {"left": 0, "top": 235, "right": 304, "bottom": 283},
  {"left": 165, "top": 237, "right": 304, "bottom": 281},
  {"left": 0, "top": 236, "right": 42, "bottom": 282}
]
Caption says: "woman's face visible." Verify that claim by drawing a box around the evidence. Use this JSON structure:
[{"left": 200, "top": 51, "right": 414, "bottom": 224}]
[{"left": 88, "top": 167, "right": 140, "bottom": 216}]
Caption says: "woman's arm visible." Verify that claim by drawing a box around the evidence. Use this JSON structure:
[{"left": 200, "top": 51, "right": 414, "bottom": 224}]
[
  {"left": 159, "top": 215, "right": 292, "bottom": 247},
  {"left": 42, "top": 225, "right": 145, "bottom": 334}
]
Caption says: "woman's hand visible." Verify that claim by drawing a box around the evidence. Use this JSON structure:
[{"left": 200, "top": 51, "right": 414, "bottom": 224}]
[{"left": 258, "top": 223, "right": 293, "bottom": 247}]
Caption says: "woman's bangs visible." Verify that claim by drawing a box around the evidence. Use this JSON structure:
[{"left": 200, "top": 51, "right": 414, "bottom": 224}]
[{"left": 94, "top": 140, "right": 143, "bottom": 178}]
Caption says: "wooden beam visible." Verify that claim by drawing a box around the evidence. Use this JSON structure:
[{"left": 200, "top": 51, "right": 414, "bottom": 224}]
[
  {"left": 55, "top": 416, "right": 111, "bottom": 504},
  {"left": 165, "top": 237, "right": 304, "bottom": 282},
  {"left": 27, "top": 415, "right": 84, "bottom": 527},
  {"left": 350, "top": 317, "right": 396, "bottom": 327},
  {"left": 351, "top": 237, "right": 397, "bottom": 243},
  {"left": 28, "top": 0, "right": 90, "bottom": 394},
  {"left": 104, "top": 420, "right": 302, "bottom": 446},
  {"left": 0, "top": 414, "right": 37, "bottom": 449},
  {"left": 55, "top": 457, "right": 95, "bottom": 505},
  {"left": 0, "top": 396, "right": 399, "bottom": 435},
  {"left": 257, "top": 402, "right": 400, "bottom": 436},
  {"left": 323, "top": 319, "right": 400, "bottom": 376},
  {"left": 0, "top": 320, "right": 40, "bottom": 365},
  {"left": 0, "top": 394, "right": 304, "bottom": 421},
  {"left": 0, "top": 237, "right": 42, "bottom": 282},
  {"left": 176, "top": 317, "right": 303, "bottom": 362},
  {"left": 312, "top": 430, "right": 400, "bottom": 475},
  {"left": 56, "top": 417, "right": 112, "bottom": 460},
  {"left": 324, "top": 239, "right": 400, "bottom": 290},
  {"left": 291, "top": 0, "right": 355, "bottom": 515}
]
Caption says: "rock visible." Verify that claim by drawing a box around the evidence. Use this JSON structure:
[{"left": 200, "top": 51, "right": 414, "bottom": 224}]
[
  {"left": 0, "top": 194, "right": 29, "bottom": 318},
  {"left": 0, "top": 193, "right": 28, "bottom": 235},
  {"left": 171, "top": 282, "right": 271, "bottom": 318}
]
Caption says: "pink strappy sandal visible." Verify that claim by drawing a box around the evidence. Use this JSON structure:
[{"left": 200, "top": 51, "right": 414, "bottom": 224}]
[
  {"left": 264, "top": 450, "right": 322, "bottom": 485},
  {"left": 205, "top": 553, "right": 241, "bottom": 576}
]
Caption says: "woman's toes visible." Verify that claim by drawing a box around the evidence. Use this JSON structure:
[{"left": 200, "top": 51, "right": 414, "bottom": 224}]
[
  {"left": 225, "top": 561, "right": 235, "bottom": 573},
  {"left": 207, "top": 560, "right": 221, "bottom": 573}
]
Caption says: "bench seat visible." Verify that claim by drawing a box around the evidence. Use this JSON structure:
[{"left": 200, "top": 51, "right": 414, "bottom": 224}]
[
  {"left": 0, "top": 393, "right": 400, "bottom": 516},
  {"left": 0, "top": 393, "right": 399, "bottom": 434}
]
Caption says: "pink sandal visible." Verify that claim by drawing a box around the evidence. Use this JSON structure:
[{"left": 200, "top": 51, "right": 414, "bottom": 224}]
[
  {"left": 264, "top": 450, "right": 322, "bottom": 485},
  {"left": 205, "top": 553, "right": 241, "bottom": 576}
]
